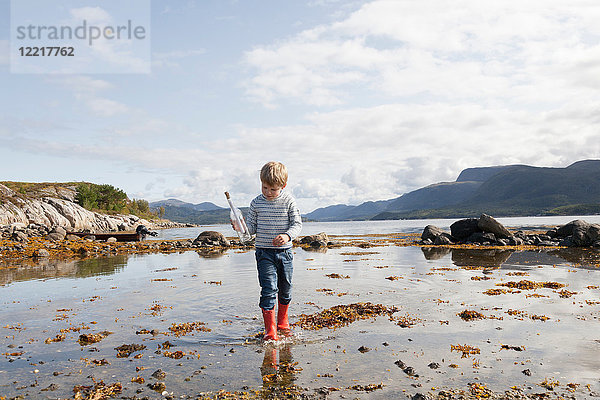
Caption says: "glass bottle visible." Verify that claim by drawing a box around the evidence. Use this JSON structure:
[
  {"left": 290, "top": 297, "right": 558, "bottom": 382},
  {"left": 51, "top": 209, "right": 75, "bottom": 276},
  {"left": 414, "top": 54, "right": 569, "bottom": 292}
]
[{"left": 224, "top": 191, "right": 251, "bottom": 244}]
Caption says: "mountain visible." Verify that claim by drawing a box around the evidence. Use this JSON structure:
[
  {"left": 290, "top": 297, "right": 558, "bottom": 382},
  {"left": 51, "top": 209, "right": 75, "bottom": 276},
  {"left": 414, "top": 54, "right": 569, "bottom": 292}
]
[
  {"left": 149, "top": 199, "right": 229, "bottom": 225},
  {"left": 149, "top": 199, "right": 223, "bottom": 211},
  {"left": 306, "top": 160, "right": 600, "bottom": 221}
]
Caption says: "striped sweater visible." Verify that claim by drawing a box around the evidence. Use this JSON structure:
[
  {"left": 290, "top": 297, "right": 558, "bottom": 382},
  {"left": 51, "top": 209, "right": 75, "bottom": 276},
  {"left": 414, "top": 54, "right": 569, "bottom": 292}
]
[{"left": 246, "top": 191, "right": 302, "bottom": 249}]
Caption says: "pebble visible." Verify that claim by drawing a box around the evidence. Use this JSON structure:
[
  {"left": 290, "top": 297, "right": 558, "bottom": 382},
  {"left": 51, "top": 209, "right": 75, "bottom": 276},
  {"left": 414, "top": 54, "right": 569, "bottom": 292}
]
[{"left": 358, "top": 346, "right": 370, "bottom": 353}]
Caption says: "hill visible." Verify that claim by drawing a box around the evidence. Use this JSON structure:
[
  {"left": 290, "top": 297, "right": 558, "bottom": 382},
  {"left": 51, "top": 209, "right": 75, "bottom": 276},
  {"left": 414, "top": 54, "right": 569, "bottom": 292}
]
[
  {"left": 149, "top": 199, "right": 223, "bottom": 212},
  {"left": 305, "top": 160, "right": 600, "bottom": 221},
  {"left": 149, "top": 199, "right": 228, "bottom": 225}
]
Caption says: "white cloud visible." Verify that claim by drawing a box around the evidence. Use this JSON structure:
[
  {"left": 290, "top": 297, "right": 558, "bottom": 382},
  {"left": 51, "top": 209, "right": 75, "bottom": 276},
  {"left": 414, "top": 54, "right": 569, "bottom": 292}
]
[
  {"left": 3, "top": 97, "right": 600, "bottom": 211},
  {"left": 69, "top": 7, "right": 113, "bottom": 24},
  {"left": 244, "top": 0, "right": 600, "bottom": 109},
  {"left": 152, "top": 49, "right": 206, "bottom": 69},
  {"left": 84, "top": 97, "right": 129, "bottom": 117},
  {"left": 111, "top": 118, "right": 170, "bottom": 136},
  {"left": 57, "top": 6, "right": 151, "bottom": 73},
  {"left": 51, "top": 76, "right": 114, "bottom": 93},
  {"left": 48, "top": 75, "right": 131, "bottom": 117}
]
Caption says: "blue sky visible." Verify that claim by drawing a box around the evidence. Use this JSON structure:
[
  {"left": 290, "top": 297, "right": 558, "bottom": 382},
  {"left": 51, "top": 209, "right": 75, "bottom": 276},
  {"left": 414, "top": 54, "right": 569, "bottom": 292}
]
[{"left": 1, "top": 0, "right": 600, "bottom": 213}]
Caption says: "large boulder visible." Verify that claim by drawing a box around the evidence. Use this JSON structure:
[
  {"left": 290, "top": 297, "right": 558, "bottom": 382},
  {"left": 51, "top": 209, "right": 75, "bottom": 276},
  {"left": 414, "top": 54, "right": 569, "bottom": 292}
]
[
  {"left": 477, "top": 214, "right": 512, "bottom": 239},
  {"left": 555, "top": 220, "right": 590, "bottom": 237},
  {"left": 299, "top": 232, "right": 329, "bottom": 248},
  {"left": 553, "top": 220, "right": 600, "bottom": 247},
  {"left": 450, "top": 218, "right": 481, "bottom": 241},
  {"left": 193, "top": 231, "right": 230, "bottom": 247},
  {"left": 300, "top": 232, "right": 329, "bottom": 244},
  {"left": 421, "top": 225, "right": 445, "bottom": 242}
]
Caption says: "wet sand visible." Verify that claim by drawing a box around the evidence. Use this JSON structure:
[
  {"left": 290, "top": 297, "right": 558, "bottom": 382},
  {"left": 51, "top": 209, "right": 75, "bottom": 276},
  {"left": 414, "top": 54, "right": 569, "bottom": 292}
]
[{"left": 1, "top": 233, "right": 600, "bottom": 399}]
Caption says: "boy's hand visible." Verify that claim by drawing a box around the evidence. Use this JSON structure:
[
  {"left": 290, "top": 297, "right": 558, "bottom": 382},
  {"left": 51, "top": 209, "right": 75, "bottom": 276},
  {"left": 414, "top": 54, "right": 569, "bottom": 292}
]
[{"left": 272, "top": 234, "right": 290, "bottom": 247}]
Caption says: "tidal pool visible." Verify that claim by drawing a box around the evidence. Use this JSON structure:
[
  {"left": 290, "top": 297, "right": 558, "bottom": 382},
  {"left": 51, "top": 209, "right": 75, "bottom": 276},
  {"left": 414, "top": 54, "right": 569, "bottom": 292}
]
[{"left": 1, "top": 239, "right": 600, "bottom": 399}]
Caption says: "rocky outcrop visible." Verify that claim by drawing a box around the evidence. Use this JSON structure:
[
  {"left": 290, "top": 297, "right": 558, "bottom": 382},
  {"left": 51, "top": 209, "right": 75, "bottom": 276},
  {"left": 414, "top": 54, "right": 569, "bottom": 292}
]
[
  {"left": 0, "top": 183, "right": 170, "bottom": 239},
  {"left": 478, "top": 214, "right": 512, "bottom": 238},
  {"left": 546, "top": 220, "right": 600, "bottom": 247},
  {"left": 450, "top": 218, "right": 481, "bottom": 241},
  {"left": 421, "top": 214, "right": 600, "bottom": 248}
]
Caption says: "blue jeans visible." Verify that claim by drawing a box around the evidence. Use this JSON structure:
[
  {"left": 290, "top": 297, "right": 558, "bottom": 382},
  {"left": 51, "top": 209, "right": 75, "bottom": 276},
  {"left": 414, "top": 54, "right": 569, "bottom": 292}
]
[{"left": 255, "top": 248, "right": 294, "bottom": 310}]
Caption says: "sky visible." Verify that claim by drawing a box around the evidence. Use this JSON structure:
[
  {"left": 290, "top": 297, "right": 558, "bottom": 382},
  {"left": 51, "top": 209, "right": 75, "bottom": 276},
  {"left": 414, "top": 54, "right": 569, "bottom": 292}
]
[{"left": 1, "top": 0, "right": 600, "bottom": 213}]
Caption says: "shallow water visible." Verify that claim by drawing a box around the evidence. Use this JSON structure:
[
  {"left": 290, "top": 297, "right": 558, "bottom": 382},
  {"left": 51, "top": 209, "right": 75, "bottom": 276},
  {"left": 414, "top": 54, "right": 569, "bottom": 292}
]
[
  {"left": 2, "top": 221, "right": 600, "bottom": 399},
  {"left": 157, "top": 215, "right": 600, "bottom": 240}
]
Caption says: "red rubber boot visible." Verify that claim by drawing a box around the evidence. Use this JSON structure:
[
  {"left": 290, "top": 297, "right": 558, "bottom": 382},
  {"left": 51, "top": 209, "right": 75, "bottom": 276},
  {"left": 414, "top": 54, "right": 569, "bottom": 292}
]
[
  {"left": 277, "top": 303, "right": 291, "bottom": 334},
  {"left": 262, "top": 308, "right": 278, "bottom": 341}
]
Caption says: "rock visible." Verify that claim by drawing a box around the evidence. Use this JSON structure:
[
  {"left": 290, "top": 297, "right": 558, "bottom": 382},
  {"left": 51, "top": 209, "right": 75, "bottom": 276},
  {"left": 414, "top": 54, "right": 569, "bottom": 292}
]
[
  {"left": 47, "top": 232, "right": 65, "bottom": 242},
  {"left": 310, "top": 239, "right": 328, "bottom": 248},
  {"left": 34, "top": 249, "right": 50, "bottom": 258},
  {"left": 192, "top": 231, "right": 230, "bottom": 247},
  {"left": 148, "top": 382, "right": 166, "bottom": 392},
  {"left": 136, "top": 224, "right": 158, "bottom": 239},
  {"left": 508, "top": 235, "right": 525, "bottom": 246},
  {"left": 478, "top": 214, "right": 512, "bottom": 238},
  {"left": 0, "top": 183, "right": 154, "bottom": 233},
  {"left": 546, "top": 228, "right": 559, "bottom": 238},
  {"left": 412, "top": 393, "right": 432, "bottom": 400},
  {"left": 106, "top": 237, "right": 117, "bottom": 243},
  {"left": 588, "top": 224, "right": 600, "bottom": 241},
  {"left": 522, "top": 368, "right": 532, "bottom": 376},
  {"left": 553, "top": 221, "right": 600, "bottom": 247},
  {"left": 41, "top": 383, "right": 59, "bottom": 392},
  {"left": 433, "top": 234, "right": 454, "bottom": 245},
  {"left": 151, "top": 369, "right": 166, "bottom": 379},
  {"left": 12, "top": 231, "right": 28, "bottom": 242},
  {"left": 421, "top": 225, "right": 445, "bottom": 242},
  {"left": 10, "top": 222, "right": 27, "bottom": 231},
  {"left": 555, "top": 220, "right": 589, "bottom": 237},
  {"left": 428, "top": 362, "right": 440, "bottom": 369},
  {"left": 450, "top": 218, "right": 481, "bottom": 241},
  {"left": 50, "top": 226, "right": 67, "bottom": 237},
  {"left": 466, "top": 232, "right": 496, "bottom": 244},
  {"left": 66, "top": 234, "right": 80, "bottom": 241},
  {"left": 358, "top": 346, "right": 370, "bottom": 353},
  {"left": 300, "top": 232, "right": 329, "bottom": 244}
]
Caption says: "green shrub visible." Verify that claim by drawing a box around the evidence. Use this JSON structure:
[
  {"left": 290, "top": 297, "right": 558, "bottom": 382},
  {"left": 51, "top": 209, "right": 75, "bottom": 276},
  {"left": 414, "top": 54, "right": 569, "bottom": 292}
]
[{"left": 75, "top": 183, "right": 157, "bottom": 220}]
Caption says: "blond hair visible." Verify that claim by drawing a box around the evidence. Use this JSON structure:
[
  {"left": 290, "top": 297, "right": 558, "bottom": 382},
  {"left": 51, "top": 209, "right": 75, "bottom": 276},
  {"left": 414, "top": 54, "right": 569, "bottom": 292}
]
[{"left": 260, "top": 161, "right": 288, "bottom": 187}]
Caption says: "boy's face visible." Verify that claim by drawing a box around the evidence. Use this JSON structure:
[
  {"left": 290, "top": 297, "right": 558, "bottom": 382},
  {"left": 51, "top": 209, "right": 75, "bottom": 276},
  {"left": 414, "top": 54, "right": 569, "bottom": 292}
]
[{"left": 262, "top": 182, "right": 285, "bottom": 201}]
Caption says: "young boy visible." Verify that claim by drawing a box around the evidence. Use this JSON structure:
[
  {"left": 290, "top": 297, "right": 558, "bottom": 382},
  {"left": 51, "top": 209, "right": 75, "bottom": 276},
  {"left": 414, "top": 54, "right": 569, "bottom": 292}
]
[{"left": 245, "top": 161, "right": 302, "bottom": 341}]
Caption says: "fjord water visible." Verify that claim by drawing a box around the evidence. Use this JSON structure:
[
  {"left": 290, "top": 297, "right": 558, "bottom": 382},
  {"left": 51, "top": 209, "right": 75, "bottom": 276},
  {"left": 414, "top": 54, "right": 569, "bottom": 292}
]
[{"left": 1, "top": 216, "right": 600, "bottom": 399}]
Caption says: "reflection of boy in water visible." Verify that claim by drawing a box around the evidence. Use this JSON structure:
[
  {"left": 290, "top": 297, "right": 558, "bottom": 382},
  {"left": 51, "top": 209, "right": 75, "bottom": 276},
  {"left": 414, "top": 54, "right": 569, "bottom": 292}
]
[{"left": 260, "top": 344, "right": 295, "bottom": 388}]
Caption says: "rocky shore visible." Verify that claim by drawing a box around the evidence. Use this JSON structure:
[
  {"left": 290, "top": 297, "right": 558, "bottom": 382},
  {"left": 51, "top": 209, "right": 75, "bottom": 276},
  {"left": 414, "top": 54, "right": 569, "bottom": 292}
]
[
  {"left": 420, "top": 214, "right": 600, "bottom": 248},
  {"left": 0, "top": 183, "right": 192, "bottom": 242}
]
